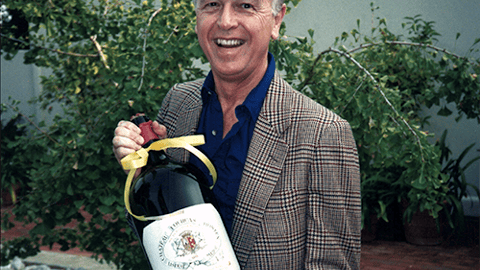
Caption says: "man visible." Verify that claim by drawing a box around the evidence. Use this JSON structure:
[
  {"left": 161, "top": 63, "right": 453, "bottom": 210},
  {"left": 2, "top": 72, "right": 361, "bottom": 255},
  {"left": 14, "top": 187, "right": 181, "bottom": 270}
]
[{"left": 113, "top": 0, "right": 361, "bottom": 268}]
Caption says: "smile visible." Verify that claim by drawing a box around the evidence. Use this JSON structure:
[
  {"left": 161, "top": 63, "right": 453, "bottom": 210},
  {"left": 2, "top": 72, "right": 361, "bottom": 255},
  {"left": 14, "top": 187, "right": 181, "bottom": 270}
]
[{"left": 214, "top": 39, "right": 245, "bottom": 48}]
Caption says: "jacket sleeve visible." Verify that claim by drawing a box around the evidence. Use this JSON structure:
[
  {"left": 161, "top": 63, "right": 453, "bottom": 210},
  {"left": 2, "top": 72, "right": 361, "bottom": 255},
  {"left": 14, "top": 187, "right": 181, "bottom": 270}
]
[
  {"left": 305, "top": 119, "right": 361, "bottom": 269},
  {"left": 156, "top": 83, "right": 176, "bottom": 137}
]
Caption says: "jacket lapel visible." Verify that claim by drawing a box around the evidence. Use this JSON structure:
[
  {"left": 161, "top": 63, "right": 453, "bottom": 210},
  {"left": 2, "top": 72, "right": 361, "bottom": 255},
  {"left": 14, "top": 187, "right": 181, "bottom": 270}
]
[
  {"left": 231, "top": 73, "right": 292, "bottom": 267},
  {"left": 168, "top": 74, "right": 294, "bottom": 267}
]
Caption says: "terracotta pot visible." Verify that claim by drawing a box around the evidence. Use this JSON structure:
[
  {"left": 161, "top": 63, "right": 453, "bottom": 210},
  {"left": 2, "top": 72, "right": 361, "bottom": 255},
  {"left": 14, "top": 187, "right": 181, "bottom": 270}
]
[{"left": 402, "top": 201, "right": 445, "bottom": 246}]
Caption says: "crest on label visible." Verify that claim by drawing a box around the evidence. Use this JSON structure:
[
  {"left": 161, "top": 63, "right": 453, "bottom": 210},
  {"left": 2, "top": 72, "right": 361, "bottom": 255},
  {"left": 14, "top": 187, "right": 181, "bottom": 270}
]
[{"left": 172, "top": 230, "right": 205, "bottom": 257}]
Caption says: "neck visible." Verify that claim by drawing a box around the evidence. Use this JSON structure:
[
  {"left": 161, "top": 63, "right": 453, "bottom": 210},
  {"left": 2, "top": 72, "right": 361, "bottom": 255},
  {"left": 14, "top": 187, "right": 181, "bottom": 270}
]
[
  {"left": 211, "top": 56, "right": 269, "bottom": 138},
  {"left": 212, "top": 58, "right": 268, "bottom": 108}
]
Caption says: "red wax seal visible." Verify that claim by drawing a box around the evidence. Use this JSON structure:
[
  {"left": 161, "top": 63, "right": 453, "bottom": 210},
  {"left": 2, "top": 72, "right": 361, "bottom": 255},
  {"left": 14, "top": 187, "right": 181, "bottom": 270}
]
[
  {"left": 131, "top": 113, "right": 159, "bottom": 146},
  {"left": 138, "top": 121, "right": 159, "bottom": 146}
]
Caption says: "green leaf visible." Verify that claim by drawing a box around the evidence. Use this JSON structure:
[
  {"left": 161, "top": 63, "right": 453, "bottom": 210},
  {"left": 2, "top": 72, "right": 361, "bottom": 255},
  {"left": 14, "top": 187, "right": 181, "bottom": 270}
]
[
  {"left": 98, "top": 205, "right": 113, "bottom": 214},
  {"left": 378, "top": 201, "right": 388, "bottom": 222},
  {"left": 31, "top": 222, "right": 52, "bottom": 235},
  {"left": 437, "top": 106, "right": 453, "bottom": 116},
  {"left": 67, "top": 184, "right": 74, "bottom": 196},
  {"left": 308, "top": 29, "right": 314, "bottom": 39},
  {"left": 100, "top": 195, "right": 116, "bottom": 206},
  {"left": 74, "top": 199, "right": 85, "bottom": 210},
  {"left": 473, "top": 38, "right": 480, "bottom": 46}
]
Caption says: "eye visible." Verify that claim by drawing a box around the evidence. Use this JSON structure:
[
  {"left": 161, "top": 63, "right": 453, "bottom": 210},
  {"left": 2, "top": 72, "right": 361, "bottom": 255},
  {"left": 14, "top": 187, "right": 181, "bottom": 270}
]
[
  {"left": 241, "top": 3, "right": 252, "bottom": 9},
  {"left": 202, "top": 1, "right": 219, "bottom": 9}
]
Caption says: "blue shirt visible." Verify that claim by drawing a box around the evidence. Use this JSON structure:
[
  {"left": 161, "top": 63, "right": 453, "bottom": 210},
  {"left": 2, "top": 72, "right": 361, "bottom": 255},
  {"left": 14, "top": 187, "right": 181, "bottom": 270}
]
[{"left": 189, "top": 53, "right": 276, "bottom": 235}]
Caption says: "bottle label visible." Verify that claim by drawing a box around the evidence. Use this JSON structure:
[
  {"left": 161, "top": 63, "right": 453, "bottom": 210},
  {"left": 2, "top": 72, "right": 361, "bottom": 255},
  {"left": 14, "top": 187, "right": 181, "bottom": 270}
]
[{"left": 143, "top": 204, "right": 240, "bottom": 270}]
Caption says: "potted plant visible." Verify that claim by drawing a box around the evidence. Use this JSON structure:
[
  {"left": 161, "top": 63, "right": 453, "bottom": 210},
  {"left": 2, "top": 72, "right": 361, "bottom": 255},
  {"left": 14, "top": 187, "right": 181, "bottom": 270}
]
[
  {"left": 394, "top": 129, "right": 479, "bottom": 245},
  {"left": 438, "top": 130, "right": 480, "bottom": 237},
  {"left": 397, "top": 158, "right": 450, "bottom": 246}
]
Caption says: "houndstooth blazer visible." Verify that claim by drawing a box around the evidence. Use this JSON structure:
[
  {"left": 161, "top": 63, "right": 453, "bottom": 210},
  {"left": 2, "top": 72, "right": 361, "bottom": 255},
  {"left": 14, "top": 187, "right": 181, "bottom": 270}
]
[{"left": 156, "top": 72, "right": 361, "bottom": 269}]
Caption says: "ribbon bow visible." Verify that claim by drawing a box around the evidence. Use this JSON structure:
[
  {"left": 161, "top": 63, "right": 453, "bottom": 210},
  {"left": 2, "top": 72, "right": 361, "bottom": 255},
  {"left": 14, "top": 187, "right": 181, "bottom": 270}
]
[{"left": 121, "top": 135, "right": 216, "bottom": 221}]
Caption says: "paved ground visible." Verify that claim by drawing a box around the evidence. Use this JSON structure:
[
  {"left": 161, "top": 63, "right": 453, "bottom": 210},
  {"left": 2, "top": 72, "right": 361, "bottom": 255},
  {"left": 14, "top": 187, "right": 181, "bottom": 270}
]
[
  {"left": 6, "top": 239, "right": 477, "bottom": 270},
  {"left": 2, "top": 205, "right": 479, "bottom": 269},
  {"left": 23, "top": 251, "right": 116, "bottom": 270},
  {"left": 361, "top": 240, "right": 479, "bottom": 269}
]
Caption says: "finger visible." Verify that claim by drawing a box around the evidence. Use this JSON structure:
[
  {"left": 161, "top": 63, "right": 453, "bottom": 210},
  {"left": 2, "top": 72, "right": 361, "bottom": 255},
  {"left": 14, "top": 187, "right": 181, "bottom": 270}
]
[
  {"left": 114, "top": 124, "right": 144, "bottom": 146},
  {"left": 113, "top": 146, "right": 141, "bottom": 176},
  {"left": 117, "top": 120, "right": 141, "bottom": 134},
  {"left": 112, "top": 135, "right": 142, "bottom": 152},
  {"left": 151, "top": 121, "right": 168, "bottom": 139},
  {"left": 113, "top": 146, "right": 135, "bottom": 163}
]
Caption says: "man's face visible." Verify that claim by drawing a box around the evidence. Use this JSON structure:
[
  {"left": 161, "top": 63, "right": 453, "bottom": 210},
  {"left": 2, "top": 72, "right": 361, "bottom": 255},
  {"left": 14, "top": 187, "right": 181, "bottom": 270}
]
[{"left": 195, "top": 0, "right": 285, "bottom": 81}]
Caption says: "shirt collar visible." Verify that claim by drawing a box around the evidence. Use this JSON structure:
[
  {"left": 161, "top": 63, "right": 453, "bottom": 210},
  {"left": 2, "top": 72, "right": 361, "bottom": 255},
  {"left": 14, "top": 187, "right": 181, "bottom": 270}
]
[{"left": 201, "top": 52, "right": 276, "bottom": 122}]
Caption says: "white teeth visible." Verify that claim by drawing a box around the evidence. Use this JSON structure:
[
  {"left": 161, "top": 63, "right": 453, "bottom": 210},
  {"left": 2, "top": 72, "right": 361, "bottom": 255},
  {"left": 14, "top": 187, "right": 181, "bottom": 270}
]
[{"left": 215, "top": 39, "right": 243, "bottom": 47}]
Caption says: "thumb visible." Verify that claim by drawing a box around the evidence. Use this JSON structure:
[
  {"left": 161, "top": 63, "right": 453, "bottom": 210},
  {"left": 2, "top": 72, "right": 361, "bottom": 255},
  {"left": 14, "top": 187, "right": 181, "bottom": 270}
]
[{"left": 151, "top": 121, "right": 167, "bottom": 140}]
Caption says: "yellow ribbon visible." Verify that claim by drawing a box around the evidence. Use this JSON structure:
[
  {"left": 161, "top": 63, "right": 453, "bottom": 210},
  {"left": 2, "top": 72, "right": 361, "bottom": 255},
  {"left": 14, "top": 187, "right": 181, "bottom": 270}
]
[{"left": 121, "top": 135, "right": 217, "bottom": 221}]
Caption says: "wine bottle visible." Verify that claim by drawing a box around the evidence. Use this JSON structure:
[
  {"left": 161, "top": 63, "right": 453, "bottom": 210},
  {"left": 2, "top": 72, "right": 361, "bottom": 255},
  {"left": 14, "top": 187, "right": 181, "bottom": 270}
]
[{"left": 122, "top": 114, "right": 240, "bottom": 270}]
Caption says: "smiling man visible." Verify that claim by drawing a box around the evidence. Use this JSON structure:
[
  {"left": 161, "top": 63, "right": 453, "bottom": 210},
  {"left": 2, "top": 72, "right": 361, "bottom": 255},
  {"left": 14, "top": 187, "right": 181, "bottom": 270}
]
[{"left": 113, "top": 0, "right": 361, "bottom": 269}]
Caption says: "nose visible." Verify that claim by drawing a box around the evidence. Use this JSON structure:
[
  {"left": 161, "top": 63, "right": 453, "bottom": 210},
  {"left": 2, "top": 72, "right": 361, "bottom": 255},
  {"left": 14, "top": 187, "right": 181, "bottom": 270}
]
[{"left": 217, "top": 4, "right": 237, "bottom": 29}]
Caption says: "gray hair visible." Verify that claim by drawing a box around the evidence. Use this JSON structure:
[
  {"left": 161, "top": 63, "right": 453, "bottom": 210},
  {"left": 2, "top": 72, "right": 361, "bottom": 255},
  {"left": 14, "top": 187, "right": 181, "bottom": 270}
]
[
  {"left": 192, "top": 0, "right": 284, "bottom": 16},
  {"left": 271, "top": 0, "right": 284, "bottom": 16}
]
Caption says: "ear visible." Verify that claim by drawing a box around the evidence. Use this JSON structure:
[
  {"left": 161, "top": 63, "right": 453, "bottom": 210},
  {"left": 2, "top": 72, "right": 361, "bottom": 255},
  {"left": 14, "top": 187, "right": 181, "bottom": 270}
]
[
  {"left": 271, "top": 4, "right": 286, "bottom": 40},
  {"left": 195, "top": 23, "right": 198, "bottom": 35}
]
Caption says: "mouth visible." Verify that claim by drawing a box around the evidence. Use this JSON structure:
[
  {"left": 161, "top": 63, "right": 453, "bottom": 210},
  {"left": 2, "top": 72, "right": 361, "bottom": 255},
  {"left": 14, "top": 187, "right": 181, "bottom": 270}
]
[{"left": 214, "top": 39, "right": 245, "bottom": 48}]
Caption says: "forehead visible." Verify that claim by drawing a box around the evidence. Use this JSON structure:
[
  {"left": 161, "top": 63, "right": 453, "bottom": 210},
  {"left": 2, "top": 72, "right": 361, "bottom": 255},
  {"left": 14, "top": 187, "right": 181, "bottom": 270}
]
[{"left": 197, "top": 0, "right": 271, "bottom": 6}]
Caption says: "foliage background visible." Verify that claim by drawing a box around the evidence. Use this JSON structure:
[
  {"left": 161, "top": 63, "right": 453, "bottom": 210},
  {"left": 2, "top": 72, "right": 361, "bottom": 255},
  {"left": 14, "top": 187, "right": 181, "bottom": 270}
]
[{"left": 1, "top": 0, "right": 479, "bottom": 269}]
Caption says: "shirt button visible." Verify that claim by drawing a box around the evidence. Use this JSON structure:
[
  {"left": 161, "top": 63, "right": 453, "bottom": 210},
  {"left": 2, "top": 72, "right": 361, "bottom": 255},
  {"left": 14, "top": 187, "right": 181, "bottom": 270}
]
[{"left": 212, "top": 130, "right": 217, "bottom": 136}]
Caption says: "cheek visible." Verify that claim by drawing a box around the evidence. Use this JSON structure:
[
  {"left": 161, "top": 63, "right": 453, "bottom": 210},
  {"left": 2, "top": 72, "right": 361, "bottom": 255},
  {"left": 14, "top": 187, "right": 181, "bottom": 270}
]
[
  {"left": 254, "top": 16, "right": 277, "bottom": 39},
  {"left": 195, "top": 23, "right": 207, "bottom": 48},
  {"left": 194, "top": 17, "right": 212, "bottom": 42}
]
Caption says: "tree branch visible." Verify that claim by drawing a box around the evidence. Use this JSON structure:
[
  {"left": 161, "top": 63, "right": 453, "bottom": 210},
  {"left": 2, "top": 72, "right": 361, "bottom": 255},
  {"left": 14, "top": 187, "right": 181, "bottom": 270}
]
[
  {"left": 299, "top": 39, "right": 479, "bottom": 162},
  {"left": 2, "top": 33, "right": 119, "bottom": 87},
  {"left": 322, "top": 47, "right": 426, "bottom": 162},
  {"left": 300, "top": 40, "right": 478, "bottom": 93},
  {"left": 340, "top": 74, "right": 367, "bottom": 116},
  {"left": 89, "top": 35, "right": 110, "bottom": 69},
  {"left": 297, "top": 51, "right": 327, "bottom": 92},
  {"left": 348, "top": 41, "right": 478, "bottom": 65},
  {"left": 1, "top": 34, "right": 99, "bottom": 58},
  {"left": 138, "top": 7, "right": 163, "bottom": 92}
]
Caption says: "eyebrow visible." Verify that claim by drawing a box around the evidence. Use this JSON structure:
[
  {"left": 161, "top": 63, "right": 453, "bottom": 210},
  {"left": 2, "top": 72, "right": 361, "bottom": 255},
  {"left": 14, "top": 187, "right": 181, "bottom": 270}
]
[{"left": 197, "top": 0, "right": 262, "bottom": 5}]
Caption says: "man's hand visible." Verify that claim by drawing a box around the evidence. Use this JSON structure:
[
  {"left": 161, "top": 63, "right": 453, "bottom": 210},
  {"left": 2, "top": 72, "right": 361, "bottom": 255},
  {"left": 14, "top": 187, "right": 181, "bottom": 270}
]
[{"left": 112, "top": 120, "right": 167, "bottom": 175}]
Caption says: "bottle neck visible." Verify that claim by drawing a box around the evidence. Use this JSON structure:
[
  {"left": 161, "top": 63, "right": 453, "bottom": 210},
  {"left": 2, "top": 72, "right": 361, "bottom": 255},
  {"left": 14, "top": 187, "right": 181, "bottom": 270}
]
[
  {"left": 133, "top": 119, "right": 159, "bottom": 147},
  {"left": 130, "top": 114, "right": 168, "bottom": 166},
  {"left": 146, "top": 147, "right": 168, "bottom": 166}
]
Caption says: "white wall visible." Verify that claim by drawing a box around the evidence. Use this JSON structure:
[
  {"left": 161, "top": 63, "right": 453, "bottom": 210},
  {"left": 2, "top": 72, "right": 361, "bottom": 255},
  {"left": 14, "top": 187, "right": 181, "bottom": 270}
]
[
  {"left": 283, "top": 0, "right": 480, "bottom": 57},
  {"left": 1, "top": 51, "right": 54, "bottom": 124},
  {"left": 2, "top": 51, "right": 37, "bottom": 121}
]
